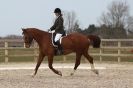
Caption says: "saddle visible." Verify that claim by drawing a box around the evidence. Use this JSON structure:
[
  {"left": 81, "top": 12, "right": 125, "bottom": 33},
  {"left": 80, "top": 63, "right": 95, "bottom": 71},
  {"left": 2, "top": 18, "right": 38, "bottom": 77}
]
[{"left": 51, "top": 31, "right": 66, "bottom": 55}]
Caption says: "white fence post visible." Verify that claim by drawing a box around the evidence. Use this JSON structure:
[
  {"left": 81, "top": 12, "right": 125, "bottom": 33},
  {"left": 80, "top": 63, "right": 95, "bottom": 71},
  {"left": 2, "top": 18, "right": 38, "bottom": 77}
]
[
  {"left": 5, "top": 41, "right": 8, "bottom": 63},
  {"left": 63, "top": 56, "right": 66, "bottom": 62},
  {"left": 100, "top": 43, "right": 103, "bottom": 61},
  {"left": 118, "top": 41, "right": 121, "bottom": 62},
  {"left": 24, "top": 43, "right": 26, "bottom": 48}
]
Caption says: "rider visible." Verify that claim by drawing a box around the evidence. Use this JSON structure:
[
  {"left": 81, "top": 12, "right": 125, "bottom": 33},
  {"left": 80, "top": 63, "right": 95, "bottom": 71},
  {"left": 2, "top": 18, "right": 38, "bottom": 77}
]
[{"left": 50, "top": 8, "right": 65, "bottom": 54}]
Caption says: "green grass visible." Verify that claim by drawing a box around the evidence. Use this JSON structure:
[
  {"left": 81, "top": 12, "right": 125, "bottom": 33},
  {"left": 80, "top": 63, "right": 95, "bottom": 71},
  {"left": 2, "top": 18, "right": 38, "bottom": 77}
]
[
  {"left": 0, "top": 56, "right": 5, "bottom": 62},
  {"left": 0, "top": 48, "right": 133, "bottom": 62},
  {"left": 121, "top": 57, "right": 133, "bottom": 62},
  {"left": 8, "top": 49, "right": 34, "bottom": 55},
  {"left": 9, "top": 56, "right": 34, "bottom": 62}
]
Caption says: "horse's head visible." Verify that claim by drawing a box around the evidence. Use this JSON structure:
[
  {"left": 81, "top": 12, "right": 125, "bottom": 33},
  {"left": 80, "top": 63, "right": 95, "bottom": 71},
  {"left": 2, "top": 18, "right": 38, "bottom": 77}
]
[{"left": 22, "top": 28, "right": 33, "bottom": 48}]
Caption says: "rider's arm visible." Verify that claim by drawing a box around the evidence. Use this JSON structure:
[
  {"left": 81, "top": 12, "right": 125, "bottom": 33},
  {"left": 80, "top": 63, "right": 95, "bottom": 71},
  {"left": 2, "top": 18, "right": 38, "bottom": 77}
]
[{"left": 50, "top": 24, "right": 56, "bottom": 31}]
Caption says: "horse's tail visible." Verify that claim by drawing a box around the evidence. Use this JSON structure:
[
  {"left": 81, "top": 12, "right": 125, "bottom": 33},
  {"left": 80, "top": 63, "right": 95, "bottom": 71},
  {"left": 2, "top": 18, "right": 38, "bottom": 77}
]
[{"left": 87, "top": 35, "right": 101, "bottom": 48}]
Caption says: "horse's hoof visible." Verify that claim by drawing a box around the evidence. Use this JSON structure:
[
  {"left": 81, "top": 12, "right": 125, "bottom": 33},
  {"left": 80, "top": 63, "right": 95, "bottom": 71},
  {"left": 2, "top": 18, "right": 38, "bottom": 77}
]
[
  {"left": 70, "top": 70, "right": 76, "bottom": 76},
  {"left": 31, "top": 73, "right": 36, "bottom": 78},
  {"left": 31, "top": 75, "right": 35, "bottom": 78},
  {"left": 31, "top": 74, "right": 36, "bottom": 78},
  {"left": 92, "top": 69, "right": 99, "bottom": 75},
  {"left": 58, "top": 71, "right": 62, "bottom": 76},
  {"left": 70, "top": 73, "right": 74, "bottom": 76}
]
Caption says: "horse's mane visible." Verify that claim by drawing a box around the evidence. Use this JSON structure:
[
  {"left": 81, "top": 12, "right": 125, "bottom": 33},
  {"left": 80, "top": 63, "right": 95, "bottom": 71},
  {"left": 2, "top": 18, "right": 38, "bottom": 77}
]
[
  {"left": 26, "top": 28, "right": 48, "bottom": 33},
  {"left": 23, "top": 28, "right": 51, "bottom": 43}
]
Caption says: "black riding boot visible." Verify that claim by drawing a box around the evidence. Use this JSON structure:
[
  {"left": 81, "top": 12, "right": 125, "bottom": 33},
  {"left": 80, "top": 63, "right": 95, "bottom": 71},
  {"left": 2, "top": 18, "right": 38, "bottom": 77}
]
[{"left": 56, "top": 40, "right": 63, "bottom": 55}]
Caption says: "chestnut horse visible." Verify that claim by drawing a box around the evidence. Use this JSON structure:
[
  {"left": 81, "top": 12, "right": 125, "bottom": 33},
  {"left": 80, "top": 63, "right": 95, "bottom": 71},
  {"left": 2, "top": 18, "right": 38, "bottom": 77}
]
[{"left": 22, "top": 28, "right": 101, "bottom": 76}]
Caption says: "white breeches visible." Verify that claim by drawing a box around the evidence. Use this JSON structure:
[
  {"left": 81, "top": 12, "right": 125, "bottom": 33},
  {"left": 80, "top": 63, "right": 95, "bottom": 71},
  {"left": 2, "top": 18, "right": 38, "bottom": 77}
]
[{"left": 54, "top": 33, "right": 62, "bottom": 42}]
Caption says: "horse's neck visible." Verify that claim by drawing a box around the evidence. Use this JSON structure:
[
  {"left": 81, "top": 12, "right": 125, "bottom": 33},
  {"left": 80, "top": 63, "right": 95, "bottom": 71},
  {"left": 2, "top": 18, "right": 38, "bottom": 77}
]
[{"left": 31, "top": 30, "right": 49, "bottom": 46}]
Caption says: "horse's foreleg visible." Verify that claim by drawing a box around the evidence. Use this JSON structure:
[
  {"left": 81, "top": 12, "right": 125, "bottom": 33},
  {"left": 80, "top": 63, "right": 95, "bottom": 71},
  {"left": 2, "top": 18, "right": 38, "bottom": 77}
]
[
  {"left": 70, "top": 53, "right": 82, "bottom": 76},
  {"left": 83, "top": 52, "right": 99, "bottom": 75},
  {"left": 48, "top": 55, "right": 62, "bottom": 76},
  {"left": 32, "top": 53, "right": 45, "bottom": 77}
]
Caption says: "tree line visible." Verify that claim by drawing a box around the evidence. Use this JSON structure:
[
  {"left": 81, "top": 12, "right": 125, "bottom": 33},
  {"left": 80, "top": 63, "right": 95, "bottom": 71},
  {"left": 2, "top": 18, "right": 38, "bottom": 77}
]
[{"left": 65, "top": 0, "right": 133, "bottom": 39}]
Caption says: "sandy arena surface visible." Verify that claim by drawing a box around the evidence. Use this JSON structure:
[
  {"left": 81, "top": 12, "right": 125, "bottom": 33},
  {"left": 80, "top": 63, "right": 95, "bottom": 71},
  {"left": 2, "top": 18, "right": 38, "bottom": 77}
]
[{"left": 0, "top": 62, "right": 133, "bottom": 88}]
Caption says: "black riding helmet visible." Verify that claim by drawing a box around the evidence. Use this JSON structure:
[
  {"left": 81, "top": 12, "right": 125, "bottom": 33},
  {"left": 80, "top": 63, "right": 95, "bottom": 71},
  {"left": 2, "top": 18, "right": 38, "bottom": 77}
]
[{"left": 54, "top": 8, "right": 61, "bottom": 13}]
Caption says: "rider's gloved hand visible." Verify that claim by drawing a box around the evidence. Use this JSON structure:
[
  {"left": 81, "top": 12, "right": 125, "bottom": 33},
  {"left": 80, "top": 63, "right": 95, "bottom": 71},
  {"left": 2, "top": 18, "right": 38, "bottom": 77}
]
[
  {"left": 48, "top": 29, "right": 51, "bottom": 32},
  {"left": 51, "top": 30, "right": 55, "bottom": 33},
  {"left": 48, "top": 29, "right": 55, "bottom": 33}
]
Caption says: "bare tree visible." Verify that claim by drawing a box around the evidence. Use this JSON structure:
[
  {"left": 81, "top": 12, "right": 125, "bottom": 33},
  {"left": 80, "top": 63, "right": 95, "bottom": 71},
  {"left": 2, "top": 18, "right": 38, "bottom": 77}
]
[
  {"left": 99, "top": 1, "right": 129, "bottom": 28},
  {"left": 126, "top": 16, "right": 133, "bottom": 38},
  {"left": 4, "top": 35, "right": 22, "bottom": 39},
  {"left": 63, "top": 11, "right": 79, "bottom": 34},
  {"left": 97, "top": 0, "right": 130, "bottom": 38},
  {"left": 127, "top": 16, "right": 133, "bottom": 31}
]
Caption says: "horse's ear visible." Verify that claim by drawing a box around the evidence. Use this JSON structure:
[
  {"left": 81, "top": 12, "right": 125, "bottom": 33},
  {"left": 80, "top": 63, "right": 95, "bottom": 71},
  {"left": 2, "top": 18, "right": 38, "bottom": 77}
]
[
  {"left": 22, "top": 28, "right": 26, "bottom": 32},
  {"left": 22, "top": 28, "right": 27, "bottom": 35},
  {"left": 22, "top": 28, "right": 24, "bottom": 31}
]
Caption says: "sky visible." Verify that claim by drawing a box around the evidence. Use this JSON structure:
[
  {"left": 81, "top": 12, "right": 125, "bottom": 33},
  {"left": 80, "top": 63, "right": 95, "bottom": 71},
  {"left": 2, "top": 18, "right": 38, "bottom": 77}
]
[{"left": 0, "top": 0, "right": 133, "bottom": 37}]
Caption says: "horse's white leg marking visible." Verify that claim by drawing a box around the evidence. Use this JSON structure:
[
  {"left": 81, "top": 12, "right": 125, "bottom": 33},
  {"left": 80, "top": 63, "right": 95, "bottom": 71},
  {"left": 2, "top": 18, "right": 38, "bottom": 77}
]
[
  {"left": 90, "top": 64, "right": 99, "bottom": 75},
  {"left": 90, "top": 63, "right": 95, "bottom": 70}
]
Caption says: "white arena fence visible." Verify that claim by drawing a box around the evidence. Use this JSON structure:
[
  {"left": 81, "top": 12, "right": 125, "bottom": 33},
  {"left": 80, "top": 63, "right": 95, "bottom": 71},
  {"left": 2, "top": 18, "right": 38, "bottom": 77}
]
[{"left": 0, "top": 39, "right": 133, "bottom": 63}]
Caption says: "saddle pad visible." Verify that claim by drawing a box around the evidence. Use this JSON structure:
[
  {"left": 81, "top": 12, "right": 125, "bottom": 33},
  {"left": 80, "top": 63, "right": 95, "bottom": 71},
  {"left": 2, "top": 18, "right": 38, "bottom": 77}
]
[{"left": 51, "top": 33, "right": 66, "bottom": 47}]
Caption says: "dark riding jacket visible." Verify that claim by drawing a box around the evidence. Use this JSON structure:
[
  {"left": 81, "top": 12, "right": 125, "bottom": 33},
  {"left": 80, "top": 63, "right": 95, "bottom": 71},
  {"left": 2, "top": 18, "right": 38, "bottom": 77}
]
[{"left": 50, "top": 15, "right": 64, "bottom": 34}]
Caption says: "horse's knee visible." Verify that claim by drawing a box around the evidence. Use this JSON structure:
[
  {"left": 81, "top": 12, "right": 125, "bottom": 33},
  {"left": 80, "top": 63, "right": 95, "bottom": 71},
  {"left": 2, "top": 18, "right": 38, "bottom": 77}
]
[
  {"left": 86, "top": 55, "right": 93, "bottom": 64},
  {"left": 88, "top": 59, "right": 93, "bottom": 65},
  {"left": 48, "top": 65, "right": 53, "bottom": 69},
  {"left": 89, "top": 58, "right": 93, "bottom": 64},
  {"left": 75, "top": 58, "right": 81, "bottom": 66},
  {"left": 74, "top": 61, "right": 80, "bottom": 70},
  {"left": 77, "top": 61, "right": 80, "bottom": 66}
]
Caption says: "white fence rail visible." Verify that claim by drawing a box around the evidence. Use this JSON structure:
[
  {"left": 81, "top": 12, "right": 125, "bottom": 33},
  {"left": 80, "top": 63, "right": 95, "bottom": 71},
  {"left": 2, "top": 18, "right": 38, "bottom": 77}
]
[{"left": 0, "top": 39, "right": 133, "bottom": 62}]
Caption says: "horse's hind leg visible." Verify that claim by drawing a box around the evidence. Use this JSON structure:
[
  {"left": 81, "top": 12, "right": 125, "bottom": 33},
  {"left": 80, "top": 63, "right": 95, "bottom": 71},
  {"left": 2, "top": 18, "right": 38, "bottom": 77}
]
[
  {"left": 83, "top": 52, "right": 99, "bottom": 75},
  {"left": 70, "top": 53, "right": 82, "bottom": 76}
]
